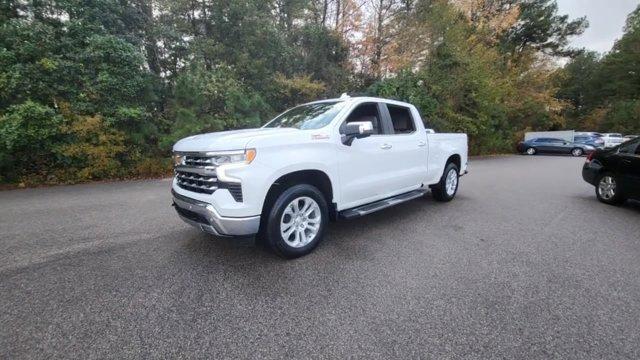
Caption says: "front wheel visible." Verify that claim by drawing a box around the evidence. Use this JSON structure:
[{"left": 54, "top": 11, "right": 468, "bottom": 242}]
[
  {"left": 596, "top": 173, "right": 625, "bottom": 205},
  {"left": 431, "top": 162, "right": 459, "bottom": 202},
  {"left": 263, "top": 184, "right": 328, "bottom": 258},
  {"left": 571, "top": 148, "right": 584, "bottom": 157},
  {"left": 525, "top": 147, "right": 537, "bottom": 155}
]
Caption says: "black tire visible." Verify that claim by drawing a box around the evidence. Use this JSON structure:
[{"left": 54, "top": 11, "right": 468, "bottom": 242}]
[
  {"left": 262, "top": 184, "right": 329, "bottom": 259},
  {"left": 430, "top": 162, "right": 460, "bottom": 202},
  {"left": 571, "top": 148, "right": 584, "bottom": 157},
  {"left": 525, "top": 147, "right": 537, "bottom": 155},
  {"left": 595, "top": 172, "right": 625, "bottom": 205}
]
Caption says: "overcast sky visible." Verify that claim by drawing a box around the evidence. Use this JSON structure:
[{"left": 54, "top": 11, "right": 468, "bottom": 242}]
[{"left": 556, "top": 0, "right": 639, "bottom": 53}]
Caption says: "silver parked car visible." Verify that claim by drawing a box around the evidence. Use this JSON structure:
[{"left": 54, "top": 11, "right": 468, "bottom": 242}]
[{"left": 517, "top": 138, "right": 596, "bottom": 156}]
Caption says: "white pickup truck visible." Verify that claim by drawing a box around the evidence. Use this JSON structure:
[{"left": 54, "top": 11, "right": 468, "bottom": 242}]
[{"left": 172, "top": 96, "right": 468, "bottom": 258}]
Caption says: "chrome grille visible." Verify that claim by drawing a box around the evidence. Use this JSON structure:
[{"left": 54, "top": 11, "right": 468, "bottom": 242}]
[
  {"left": 176, "top": 171, "right": 217, "bottom": 194},
  {"left": 173, "top": 152, "right": 243, "bottom": 202},
  {"left": 184, "top": 156, "right": 215, "bottom": 166},
  {"left": 174, "top": 153, "right": 219, "bottom": 194}
]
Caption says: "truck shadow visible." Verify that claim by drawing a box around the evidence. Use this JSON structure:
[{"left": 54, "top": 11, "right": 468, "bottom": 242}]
[
  {"left": 179, "top": 194, "right": 448, "bottom": 266},
  {"left": 173, "top": 196, "right": 447, "bottom": 297}
]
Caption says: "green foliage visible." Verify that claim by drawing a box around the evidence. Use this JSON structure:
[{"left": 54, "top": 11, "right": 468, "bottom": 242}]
[
  {"left": 0, "top": 101, "right": 64, "bottom": 182},
  {"left": 558, "top": 5, "right": 640, "bottom": 134},
  {"left": 0, "top": 0, "right": 636, "bottom": 184},
  {"left": 159, "top": 65, "right": 270, "bottom": 150},
  {"left": 56, "top": 114, "right": 126, "bottom": 181},
  {"left": 272, "top": 74, "right": 327, "bottom": 109},
  {"left": 501, "top": 0, "right": 588, "bottom": 58},
  {"left": 370, "top": 0, "right": 556, "bottom": 154}
]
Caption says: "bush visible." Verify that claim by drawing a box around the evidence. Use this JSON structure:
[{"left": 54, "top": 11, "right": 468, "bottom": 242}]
[
  {"left": 0, "top": 101, "right": 64, "bottom": 182},
  {"left": 56, "top": 114, "right": 126, "bottom": 181}
]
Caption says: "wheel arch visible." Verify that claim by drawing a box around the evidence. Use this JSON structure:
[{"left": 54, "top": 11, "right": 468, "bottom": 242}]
[
  {"left": 261, "top": 169, "right": 337, "bottom": 221},
  {"left": 446, "top": 154, "right": 461, "bottom": 170}
]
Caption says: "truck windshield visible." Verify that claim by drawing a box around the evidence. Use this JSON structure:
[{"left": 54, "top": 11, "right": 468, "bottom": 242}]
[{"left": 263, "top": 102, "right": 345, "bottom": 130}]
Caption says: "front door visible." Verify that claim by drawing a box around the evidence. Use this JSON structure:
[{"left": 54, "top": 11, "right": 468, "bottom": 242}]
[
  {"left": 548, "top": 139, "right": 568, "bottom": 153},
  {"left": 617, "top": 139, "right": 640, "bottom": 197},
  {"left": 337, "top": 102, "right": 398, "bottom": 209}
]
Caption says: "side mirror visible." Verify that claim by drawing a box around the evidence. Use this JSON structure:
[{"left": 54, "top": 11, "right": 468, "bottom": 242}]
[
  {"left": 342, "top": 121, "right": 374, "bottom": 146},
  {"left": 425, "top": 128, "right": 435, "bottom": 134}
]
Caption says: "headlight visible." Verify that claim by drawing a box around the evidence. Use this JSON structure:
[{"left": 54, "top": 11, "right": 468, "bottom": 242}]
[
  {"left": 172, "top": 153, "right": 184, "bottom": 167},
  {"left": 211, "top": 149, "right": 256, "bottom": 165},
  {"left": 173, "top": 149, "right": 256, "bottom": 168}
]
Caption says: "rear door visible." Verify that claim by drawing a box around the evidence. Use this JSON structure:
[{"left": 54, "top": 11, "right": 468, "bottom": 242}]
[
  {"left": 378, "top": 103, "right": 427, "bottom": 192},
  {"left": 534, "top": 138, "right": 554, "bottom": 152}
]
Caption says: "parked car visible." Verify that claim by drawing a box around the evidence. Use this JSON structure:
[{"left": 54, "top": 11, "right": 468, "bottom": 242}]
[
  {"left": 171, "top": 96, "right": 468, "bottom": 258},
  {"left": 575, "top": 132, "right": 603, "bottom": 137},
  {"left": 573, "top": 134, "right": 605, "bottom": 148},
  {"left": 601, "top": 133, "right": 625, "bottom": 148},
  {"left": 623, "top": 135, "right": 638, "bottom": 142},
  {"left": 517, "top": 138, "right": 596, "bottom": 156},
  {"left": 582, "top": 137, "right": 640, "bottom": 204}
]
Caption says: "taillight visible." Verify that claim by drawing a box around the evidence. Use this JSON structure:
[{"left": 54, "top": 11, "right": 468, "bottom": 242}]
[{"left": 586, "top": 151, "right": 595, "bottom": 163}]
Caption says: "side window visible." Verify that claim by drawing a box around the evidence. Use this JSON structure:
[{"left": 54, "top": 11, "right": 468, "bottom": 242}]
[
  {"left": 619, "top": 139, "right": 639, "bottom": 154},
  {"left": 387, "top": 105, "right": 416, "bottom": 134},
  {"left": 340, "top": 103, "right": 383, "bottom": 135}
]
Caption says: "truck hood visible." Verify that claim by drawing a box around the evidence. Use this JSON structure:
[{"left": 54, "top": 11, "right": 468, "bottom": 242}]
[{"left": 173, "top": 128, "right": 299, "bottom": 152}]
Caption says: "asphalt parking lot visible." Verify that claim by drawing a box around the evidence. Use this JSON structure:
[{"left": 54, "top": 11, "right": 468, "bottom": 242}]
[{"left": 1, "top": 155, "right": 639, "bottom": 359}]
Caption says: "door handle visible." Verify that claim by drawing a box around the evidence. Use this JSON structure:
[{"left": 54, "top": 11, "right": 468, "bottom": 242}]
[
  {"left": 418, "top": 141, "right": 426, "bottom": 147},
  {"left": 381, "top": 143, "right": 392, "bottom": 150}
]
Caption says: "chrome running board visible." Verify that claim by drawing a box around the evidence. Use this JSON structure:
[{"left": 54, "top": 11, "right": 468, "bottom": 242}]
[{"left": 339, "top": 189, "right": 427, "bottom": 220}]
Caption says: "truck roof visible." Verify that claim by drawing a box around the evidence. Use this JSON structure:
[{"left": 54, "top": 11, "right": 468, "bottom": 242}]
[{"left": 305, "top": 95, "right": 414, "bottom": 108}]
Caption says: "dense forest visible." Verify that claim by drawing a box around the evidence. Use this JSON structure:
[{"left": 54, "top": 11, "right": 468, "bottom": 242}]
[{"left": 1, "top": 0, "right": 639, "bottom": 185}]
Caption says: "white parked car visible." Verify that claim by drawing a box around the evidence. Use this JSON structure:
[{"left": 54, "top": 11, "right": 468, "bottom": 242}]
[
  {"left": 171, "top": 96, "right": 468, "bottom": 258},
  {"left": 602, "top": 133, "right": 624, "bottom": 148}
]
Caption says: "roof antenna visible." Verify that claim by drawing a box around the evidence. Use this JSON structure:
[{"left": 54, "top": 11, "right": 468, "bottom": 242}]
[{"left": 339, "top": 93, "right": 350, "bottom": 100}]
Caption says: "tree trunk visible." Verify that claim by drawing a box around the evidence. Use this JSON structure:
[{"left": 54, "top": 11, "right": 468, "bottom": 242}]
[
  {"left": 138, "top": 0, "right": 162, "bottom": 77},
  {"left": 321, "top": 0, "right": 329, "bottom": 26},
  {"left": 335, "top": 0, "right": 341, "bottom": 29}
]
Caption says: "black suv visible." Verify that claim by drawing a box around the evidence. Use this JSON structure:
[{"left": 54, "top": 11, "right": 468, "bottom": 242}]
[{"left": 582, "top": 138, "right": 640, "bottom": 204}]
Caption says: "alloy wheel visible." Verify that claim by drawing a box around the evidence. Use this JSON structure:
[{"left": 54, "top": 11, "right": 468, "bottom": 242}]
[
  {"left": 445, "top": 168, "right": 458, "bottom": 196},
  {"left": 598, "top": 176, "right": 616, "bottom": 200},
  {"left": 280, "top": 196, "right": 321, "bottom": 248}
]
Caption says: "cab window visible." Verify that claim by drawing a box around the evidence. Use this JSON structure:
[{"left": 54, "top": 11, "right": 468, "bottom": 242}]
[
  {"left": 619, "top": 139, "right": 640, "bottom": 154},
  {"left": 387, "top": 105, "right": 415, "bottom": 134},
  {"left": 340, "top": 103, "right": 383, "bottom": 135}
]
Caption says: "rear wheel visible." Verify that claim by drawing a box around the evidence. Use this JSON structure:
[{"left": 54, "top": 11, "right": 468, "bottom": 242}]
[
  {"left": 571, "top": 148, "right": 584, "bottom": 157},
  {"left": 262, "top": 184, "right": 328, "bottom": 258},
  {"left": 526, "top": 147, "right": 536, "bottom": 155},
  {"left": 431, "top": 162, "right": 459, "bottom": 202},
  {"left": 596, "top": 173, "right": 625, "bottom": 205}
]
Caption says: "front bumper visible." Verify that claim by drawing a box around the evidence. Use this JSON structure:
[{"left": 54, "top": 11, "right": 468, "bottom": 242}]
[{"left": 172, "top": 190, "right": 260, "bottom": 236}]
